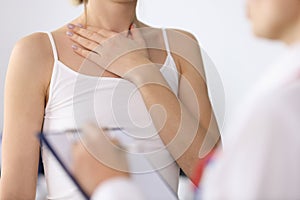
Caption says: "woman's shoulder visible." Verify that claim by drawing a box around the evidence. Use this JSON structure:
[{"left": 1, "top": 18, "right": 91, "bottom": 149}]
[
  {"left": 166, "top": 28, "right": 198, "bottom": 42},
  {"left": 14, "top": 32, "right": 53, "bottom": 60},
  {"left": 163, "top": 28, "right": 201, "bottom": 75},
  {"left": 8, "top": 32, "right": 54, "bottom": 89},
  {"left": 143, "top": 24, "right": 198, "bottom": 41}
]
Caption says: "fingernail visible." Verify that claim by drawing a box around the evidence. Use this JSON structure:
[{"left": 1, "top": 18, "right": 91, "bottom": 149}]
[
  {"left": 66, "top": 31, "right": 73, "bottom": 37},
  {"left": 77, "top": 23, "right": 83, "bottom": 28},
  {"left": 68, "top": 24, "right": 75, "bottom": 29},
  {"left": 72, "top": 44, "right": 78, "bottom": 50}
]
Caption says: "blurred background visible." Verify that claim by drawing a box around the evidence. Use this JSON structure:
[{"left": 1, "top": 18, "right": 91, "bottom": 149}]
[{"left": 0, "top": 0, "right": 286, "bottom": 199}]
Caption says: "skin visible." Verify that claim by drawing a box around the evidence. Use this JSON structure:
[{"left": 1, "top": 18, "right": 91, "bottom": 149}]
[
  {"left": 247, "top": 0, "right": 300, "bottom": 44},
  {"left": 1, "top": 0, "right": 220, "bottom": 198}
]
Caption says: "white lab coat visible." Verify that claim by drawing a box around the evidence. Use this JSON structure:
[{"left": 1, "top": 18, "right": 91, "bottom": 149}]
[
  {"left": 91, "top": 44, "right": 300, "bottom": 200},
  {"left": 201, "top": 43, "right": 300, "bottom": 200}
]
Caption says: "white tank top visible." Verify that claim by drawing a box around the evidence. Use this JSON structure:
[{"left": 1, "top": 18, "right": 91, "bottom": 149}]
[{"left": 42, "top": 29, "right": 180, "bottom": 200}]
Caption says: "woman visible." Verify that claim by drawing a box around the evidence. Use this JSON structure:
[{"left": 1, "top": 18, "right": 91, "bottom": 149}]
[{"left": 1, "top": 0, "right": 220, "bottom": 199}]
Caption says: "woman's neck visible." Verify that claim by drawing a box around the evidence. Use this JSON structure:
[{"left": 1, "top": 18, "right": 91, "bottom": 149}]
[{"left": 78, "top": 0, "right": 139, "bottom": 33}]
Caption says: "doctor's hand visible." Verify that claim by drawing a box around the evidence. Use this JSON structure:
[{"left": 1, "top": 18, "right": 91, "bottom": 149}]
[
  {"left": 66, "top": 24, "right": 160, "bottom": 85},
  {"left": 71, "top": 123, "right": 129, "bottom": 196}
]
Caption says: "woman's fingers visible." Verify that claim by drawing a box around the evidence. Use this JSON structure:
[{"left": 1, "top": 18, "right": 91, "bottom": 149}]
[
  {"left": 75, "top": 27, "right": 105, "bottom": 43},
  {"left": 67, "top": 24, "right": 121, "bottom": 52},
  {"left": 71, "top": 44, "right": 101, "bottom": 64},
  {"left": 67, "top": 31, "right": 100, "bottom": 52},
  {"left": 66, "top": 23, "right": 149, "bottom": 76}
]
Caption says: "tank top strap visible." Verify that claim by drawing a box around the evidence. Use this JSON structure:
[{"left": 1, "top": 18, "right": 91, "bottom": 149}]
[
  {"left": 44, "top": 32, "right": 59, "bottom": 113},
  {"left": 162, "top": 28, "right": 171, "bottom": 56},
  {"left": 45, "top": 32, "right": 58, "bottom": 61}
]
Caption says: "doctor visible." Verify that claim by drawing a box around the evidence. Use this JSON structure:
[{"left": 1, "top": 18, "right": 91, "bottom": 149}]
[
  {"left": 200, "top": 0, "right": 300, "bottom": 199},
  {"left": 72, "top": 0, "right": 300, "bottom": 199}
]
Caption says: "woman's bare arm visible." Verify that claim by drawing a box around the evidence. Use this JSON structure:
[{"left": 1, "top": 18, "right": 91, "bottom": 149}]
[
  {"left": 135, "top": 30, "right": 221, "bottom": 178},
  {"left": 0, "top": 33, "right": 53, "bottom": 199}
]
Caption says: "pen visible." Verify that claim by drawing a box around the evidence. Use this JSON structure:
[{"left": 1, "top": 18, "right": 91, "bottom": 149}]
[
  {"left": 63, "top": 127, "right": 124, "bottom": 143},
  {"left": 64, "top": 127, "right": 123, "bottom": 134}
]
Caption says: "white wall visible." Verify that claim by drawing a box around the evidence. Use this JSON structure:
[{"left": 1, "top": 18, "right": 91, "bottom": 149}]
[{"left": 0, "top": 0, "right": 285, "bottom": 133}]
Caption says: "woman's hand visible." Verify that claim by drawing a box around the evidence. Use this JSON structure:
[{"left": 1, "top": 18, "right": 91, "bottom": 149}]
[
  {"left": 66, "top": 24, "right": 159, "bottom": 84},
  {"left": 71, "top": 123, "right": 129, "bottom": 196}
]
